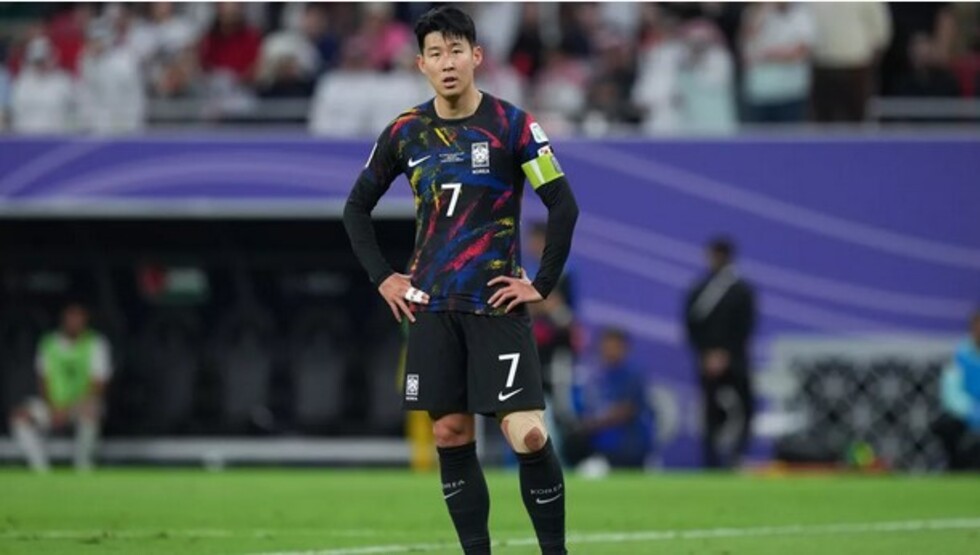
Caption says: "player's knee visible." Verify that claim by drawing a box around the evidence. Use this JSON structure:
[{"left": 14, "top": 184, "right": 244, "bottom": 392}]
[
  {"left": 500, "top": 410, "right": 548, "bottom": 454},
  {"left": 431, "top": 413, "right": 475, "bottom": 448}
]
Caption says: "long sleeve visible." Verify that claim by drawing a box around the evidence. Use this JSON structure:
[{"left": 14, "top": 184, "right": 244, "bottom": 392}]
[
  {"left": 530, "top": 177, "right": 579, "bottom": 298},
  {"left": 343, "top": 127, "right": 401, "bottom": 286}
]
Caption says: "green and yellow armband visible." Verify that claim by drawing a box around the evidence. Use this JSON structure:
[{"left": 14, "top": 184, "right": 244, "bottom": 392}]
[{"left": 521, "top": 150, "right": 565, "bottom": 190}]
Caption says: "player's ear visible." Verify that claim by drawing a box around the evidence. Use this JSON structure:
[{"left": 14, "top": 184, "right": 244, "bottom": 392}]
[
  {"left": 472, "top": 44, "right": 483, "bottom": 68},
  {"left": 416, "top": 53, "right": 425, "bottom": 74}
]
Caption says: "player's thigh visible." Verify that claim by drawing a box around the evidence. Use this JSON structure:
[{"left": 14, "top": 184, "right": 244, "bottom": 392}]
[
  {"left": 404, "top": 312, "right": 467, "bottom": 412},
  {"left": 463, "top": 312, "right": 545, "bottom": 414}
]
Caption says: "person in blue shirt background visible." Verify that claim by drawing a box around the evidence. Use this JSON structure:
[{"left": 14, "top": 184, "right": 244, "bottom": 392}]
[
  {"left": 565, "top": 327, "right": 655, "bottom": 469},
  {"left": 932, "top": 308, "right": 980, "bottom": 471}
]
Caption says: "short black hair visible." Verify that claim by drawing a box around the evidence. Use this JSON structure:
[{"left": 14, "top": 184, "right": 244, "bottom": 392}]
[
  {"left": 707, "top": 235, "right": 735, "bottom": 259},
  {"left": 600, "top": 327, "right": 630, "bottom": 345},
  {"left": 414, "top": 6, "right": 476, "bottom": 52}
]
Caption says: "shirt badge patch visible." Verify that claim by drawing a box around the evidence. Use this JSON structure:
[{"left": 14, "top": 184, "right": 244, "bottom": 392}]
[
  {"left": 472, "top": 142, "right": 490, "bottom": 169},
  {"left": 530, "top": 122, "right": 549, "bottom": 144}
]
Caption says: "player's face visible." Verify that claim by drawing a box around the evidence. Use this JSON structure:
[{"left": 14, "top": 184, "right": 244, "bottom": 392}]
[
  {"left": 62, "top": 306, "right": 88, "bottom": 338},
  {"left": 417, "top": 32, "right": 482, "bottom": 100}
]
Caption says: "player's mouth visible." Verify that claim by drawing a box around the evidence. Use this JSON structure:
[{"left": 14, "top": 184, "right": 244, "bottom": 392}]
[{"left": 442, "top": 76, "right": 459, "bottom": 88}]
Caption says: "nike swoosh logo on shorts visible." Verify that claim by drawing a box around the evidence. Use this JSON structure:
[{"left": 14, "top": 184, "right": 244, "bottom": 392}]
[
  {"left": 497, "top": 388, "right": 524, "bottom": 402},
  {"left": 535, "top": 493, "right": 563, "bottom": 505},
  {"left": 444, "top": 489, "right": 463, "bottom": 500},
  {"left": 407, "top": 155, "right": 431, "bottom": 168}
]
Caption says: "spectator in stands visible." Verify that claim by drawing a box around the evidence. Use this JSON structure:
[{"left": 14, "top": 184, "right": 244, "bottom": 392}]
[
  {"left": 931, "top": 309, "right": 980, "bottom": 471},
  {"left": 77, "top": 20, "right": 145, "bottom": 134},
  {"left": 740, "top": 2, "right": 816, "bottom": 123},
  {"left": 10, "top": 36, "right": 75, "bottom": 134},
  {"left": 632, "top": 7, "right": 686, "bottom": 134},
  {"left": 896, "top": 33, "right": 961, "bottom": 98},
  {"left": 127, "top": 2, "right": 201, "bottom": 65},
  {"left": 8, "top": 302, "right": 113, "bottom": 473},
  {"left": 509, "top": 3, "right": 547, "bottom": 80},
  {"left": 0, "top": 56, "right": 11, "bottom": 131},
  {"left": 256, "top": 7, "right": 322, "bottom": 98},
  {"left": 200, "top": 2, "right": 262, "bottom": 85},
  {"left": 565, "top": 328, "right": 655, "bottom": 470},
  {"left": 675, "top": 19, "right": 737, "bottom": 134},
  {"left": 45, "top": 3, "right": 94, "bottom": 75},
  {"left": 583, "top": 35, "right": 640, "bottom": 135},
  {"left": 299, "top": 3, "right": 342, "bottom": 72},
  {"left": 351, "top": 2, "right": 411, "bottom": 72},
  {"left": 684, "top": 236, "right": 756, "bottom": 469},
  {"left": 882, "top": 3, "right": 957, "bottom": 96},
  {"left": 476, "top": 46, "right": 527, "bottom": 108},
  {"left": 531, "top": 48, "right": 589, "bottom": 129},
  {"left": 809, "top": 2, "right": 892, "bottom": 122}
]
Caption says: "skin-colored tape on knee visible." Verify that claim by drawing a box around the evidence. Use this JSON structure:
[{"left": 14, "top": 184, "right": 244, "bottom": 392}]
[{"left": 500, "top": 410, "right": 548, "bottom": 454}]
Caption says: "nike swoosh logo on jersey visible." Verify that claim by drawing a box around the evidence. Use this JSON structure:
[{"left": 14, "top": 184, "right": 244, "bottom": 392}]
[
  {"left": 497, "top": 388, "right": 524, "bottom": 402},
  {"left": 535, "top": 493, "right": 563, "bottom": 505},
  {"left": 444, "top": 489, "right": 463, "bottom": 500},
  {"left": 407, "top": 155, "right": 431, "bottom": 168}
]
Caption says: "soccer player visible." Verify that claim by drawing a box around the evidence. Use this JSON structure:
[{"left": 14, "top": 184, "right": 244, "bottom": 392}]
[
  {"left": 8, "top": 302, "right": 112, "bottom": 472},
  {"left": 343, "top": 7, "right": 578, "bottom": 554}
]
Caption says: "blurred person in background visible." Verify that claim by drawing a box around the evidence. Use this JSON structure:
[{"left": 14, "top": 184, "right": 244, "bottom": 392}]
[
  {"left": 351, "top": 2, "right": 412, "bottom": 72},
  {"left": 44, "top": 3, "right": 94, "bottom": 75},
  {"left": 881, "top": 2, "right": 956, "bottom": 96},
  {"left": 77, "top": 19, "right": 145, "bottom": 134},
  {"left": 809, "top": 1, "right": 891, "bottom": 122},
  {"left": 932, "top": 309, "right": 980, "bottom": 471},
  {"left": 8, "top": 303, "right": 113, "bottom": 473},
  {"left": 675, "top": 19, "right": 737, "bottom": 134},
  {"left": 127, "top": 2, "right": 201, "bottom": 66},
  {"left": 10, "top": 36, "right": 75, "bottom": 134},
  {"left": 895, "top": 32, "right": 960, "bottom": 98},
  {"left": 509, "top": 3, "right": 548, "bottom": 80},
  {"left": 531, "top": 48, "right": 589, "bottom": 130},
  {"left": 740, "top": 2, "right": 816, "bottom": 124},
  {"left": 0, "top": 43, "right": 11, "bottom": 130},
  {"left": 200, "top": 2, "right": 261, "bottom": 85},
  {"left": 256, "top": 5, "right": 322, "bottom": 98},
  {"left": 632, "top": 6, "right": 686, "bottom": 134},
  {"left": 565, "top": 328, "right": 655, "bottom": 471},
  {"left": 582, "top": 34, "right": 641, "bottom": 135},
  {"left": 684, "top": 236, "right": 756, "bottom": 469}
]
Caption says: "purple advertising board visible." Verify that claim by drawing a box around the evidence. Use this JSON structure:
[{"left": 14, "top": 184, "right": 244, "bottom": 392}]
[{"left": 2, "top": 134, "right": 978, "bottom": 466}]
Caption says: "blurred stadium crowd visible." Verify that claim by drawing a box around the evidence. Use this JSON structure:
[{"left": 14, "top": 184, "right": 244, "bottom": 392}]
[{"left": 1, "top": 2, "right": 979, "bottom": 135}]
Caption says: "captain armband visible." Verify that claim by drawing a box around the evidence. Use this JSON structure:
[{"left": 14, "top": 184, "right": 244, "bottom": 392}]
[{"left": 521, "top": 147, "right": 565, "bottom": 190}]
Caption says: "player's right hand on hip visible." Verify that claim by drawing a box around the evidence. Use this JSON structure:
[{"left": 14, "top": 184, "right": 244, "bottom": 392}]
[{"left": 378, "top": 273, "right": 429, "bottom": 324}]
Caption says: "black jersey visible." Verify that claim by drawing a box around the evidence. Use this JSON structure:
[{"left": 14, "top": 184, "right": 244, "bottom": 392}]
[{"left": 347, "top": 92, "right": 567, "bottom": 315}]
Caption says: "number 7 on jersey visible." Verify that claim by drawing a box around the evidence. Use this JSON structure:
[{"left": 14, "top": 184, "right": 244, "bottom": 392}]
[{"left": 441, "top": 183, "right": 462, "bottom": 217}]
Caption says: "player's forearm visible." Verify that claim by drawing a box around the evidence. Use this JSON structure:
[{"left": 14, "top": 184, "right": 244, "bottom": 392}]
[
  {"left": 343, "top": 182, "right": 395, "bottom": 286},
  {"left": 531, "top": 179, "right": 579, "bottom": 298}
]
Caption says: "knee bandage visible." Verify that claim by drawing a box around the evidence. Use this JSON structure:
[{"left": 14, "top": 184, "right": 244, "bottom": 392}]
[{"left": 500, "top": 410, "right": 548, "bottom": 453}]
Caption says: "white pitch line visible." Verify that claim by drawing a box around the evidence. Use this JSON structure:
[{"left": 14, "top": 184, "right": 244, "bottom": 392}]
[
  {"left": 245, "top": 517, "right": 980, "bottom": 555},
  {"left": 0, "top": 528, "right": 379, "bottom": 540}
]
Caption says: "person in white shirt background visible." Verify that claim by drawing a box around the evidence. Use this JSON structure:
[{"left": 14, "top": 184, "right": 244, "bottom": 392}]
[
  {"left": 740, "top": 2, "right": 816, "bottom": 124},
  {"left": 78, "top": 20, "right": 146, "bottom": 134},
  {"left": 10, "top": 36, "right": 76, "bottom": 134}
]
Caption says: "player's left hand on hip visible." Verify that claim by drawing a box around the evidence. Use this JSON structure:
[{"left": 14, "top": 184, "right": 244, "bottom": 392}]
[{"left": 487, "top": 274, "right": 542, "bottom": 312}]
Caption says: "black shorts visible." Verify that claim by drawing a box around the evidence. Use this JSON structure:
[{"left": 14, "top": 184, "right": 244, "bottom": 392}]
[{"left": 404, "top": 310, "right": 545, "bottom": 415}]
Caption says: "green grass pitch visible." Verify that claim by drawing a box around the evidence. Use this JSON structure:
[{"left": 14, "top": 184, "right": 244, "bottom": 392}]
[{"left": 1, "top": 468, "right": 978, "bottom": 554}]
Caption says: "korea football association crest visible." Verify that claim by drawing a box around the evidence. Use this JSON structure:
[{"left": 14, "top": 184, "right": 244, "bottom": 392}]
[
  {"left": 471, "top": 141, "right": 490, "bottom": 174},
  {"left": 405, "top": 373, "right": 420, "bottom": 401}
]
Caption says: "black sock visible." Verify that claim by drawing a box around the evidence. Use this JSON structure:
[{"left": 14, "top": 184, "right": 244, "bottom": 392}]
[
  {"left": 517, "top": 439, "right": 567, "bottom": 554},
  {"left": 438, "top": 442, "right": 491, "bottom": 555}
]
